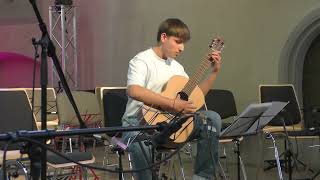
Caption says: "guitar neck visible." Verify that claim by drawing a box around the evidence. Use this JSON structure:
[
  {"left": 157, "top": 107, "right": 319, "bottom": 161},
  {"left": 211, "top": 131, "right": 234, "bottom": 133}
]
[
  {"left": 182, "top": 58, "right": 212, "bottom": 96},
  {"left": 182, "top": 37, "right": 224, "bottom": 97}
]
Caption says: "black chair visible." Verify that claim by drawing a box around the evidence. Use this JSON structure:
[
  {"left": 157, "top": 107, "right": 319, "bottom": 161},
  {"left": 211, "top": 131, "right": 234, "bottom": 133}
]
[
  {"left": 260, "top": 84, "right": 320, "bottom": 179},
  {"left": 0, "top": 89, "right": 36, "bottom": 179},
  {"left": 205, "top": 89, "right": 247, "bottom": 179},
  {"left": 259, "top": 84, "right": 303, "bottom": 172},
  {"left": 260, "top": 84, "right": 303, "bottom": 128},
  {"left": 100, "top": 87, "right": 127, "bottom": 137},
  {"left": 95, "top": 87, "right": 128, "bottom": 176}
]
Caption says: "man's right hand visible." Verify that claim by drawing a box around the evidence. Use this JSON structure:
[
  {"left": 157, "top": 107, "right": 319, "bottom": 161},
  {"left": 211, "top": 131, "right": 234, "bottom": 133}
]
[{"left": 171, "top": 98, "right": 197, "bottom": 114}]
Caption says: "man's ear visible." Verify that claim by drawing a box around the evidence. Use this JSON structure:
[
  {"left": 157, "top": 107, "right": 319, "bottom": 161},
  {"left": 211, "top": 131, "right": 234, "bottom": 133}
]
[{"left": 160, "top": 33, "right": 167, "bottom": 43}]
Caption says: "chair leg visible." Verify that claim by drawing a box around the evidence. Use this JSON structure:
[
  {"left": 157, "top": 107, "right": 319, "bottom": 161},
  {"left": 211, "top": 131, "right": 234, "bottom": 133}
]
[
  {"left": 167, "top": 154, "right": 175, "bottom": 180},
  {"left": 127, "top": 152, "right": 135, "bottom": 180},
  {"left": 257, "top": 132, "right": 267, "bottom": 180},
  {"left": 177, "top": 152, "right": 186, "bottom": 180},
  {"left": 158, "top": 153, "right": 167, "bottom": 179},
  {"left": 239, "top": 156, "right": 248, "bottom": 180},
  {"left": 217, "top": 160, "right": 228, "bottom": 180},
  {"left": 102, "top": 144, "right": 118, "bottom": 168}
]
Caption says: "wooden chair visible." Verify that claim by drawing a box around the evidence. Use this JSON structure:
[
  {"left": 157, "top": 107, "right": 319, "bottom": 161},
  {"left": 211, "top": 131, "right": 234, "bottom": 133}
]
[
  {"left": 24, "top": 88, "right": 59, "bottom": 130},
  {"left": 53, "top": 91, "right": 101, "bottom": 179}
]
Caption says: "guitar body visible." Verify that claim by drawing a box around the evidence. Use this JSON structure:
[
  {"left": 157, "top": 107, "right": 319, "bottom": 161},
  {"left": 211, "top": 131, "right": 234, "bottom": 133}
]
[{"left": 143, "top": 75, "right": 205, "bottom": 144}]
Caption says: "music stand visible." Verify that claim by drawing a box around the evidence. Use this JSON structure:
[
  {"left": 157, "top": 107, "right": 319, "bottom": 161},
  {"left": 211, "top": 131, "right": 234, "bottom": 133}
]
[
  {"left": 220, "top": 101, "right": 289, "bottom": 180},
  {"left": 221, "top": 101, "right": 288, "bottom": 138}
]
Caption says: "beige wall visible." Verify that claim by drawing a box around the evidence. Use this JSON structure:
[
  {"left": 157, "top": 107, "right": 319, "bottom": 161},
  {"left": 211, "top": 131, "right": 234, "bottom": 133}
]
[
  {"left": 88, "top": 0, "right": 320, "bottom": 110},
  {"left": 1, "top": 0, "right": 320, "bottom": 110}
]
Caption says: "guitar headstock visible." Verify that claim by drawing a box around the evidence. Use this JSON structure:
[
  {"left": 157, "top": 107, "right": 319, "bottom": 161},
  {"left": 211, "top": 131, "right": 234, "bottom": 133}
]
[{"left": 209, "top": 37, "right": 224, "bottom": 51}]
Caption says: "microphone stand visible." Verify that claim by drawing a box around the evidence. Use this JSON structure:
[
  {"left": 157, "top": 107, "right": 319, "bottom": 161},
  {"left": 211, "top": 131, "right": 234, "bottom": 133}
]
[{"left": 28, "top": 0, "right": 86, "bottom": 179}]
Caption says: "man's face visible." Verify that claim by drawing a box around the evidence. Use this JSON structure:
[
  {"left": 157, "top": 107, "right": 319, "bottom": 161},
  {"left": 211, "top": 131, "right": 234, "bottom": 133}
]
[{"left": 161, "top": 33, "right": 185, "bottom": 59}]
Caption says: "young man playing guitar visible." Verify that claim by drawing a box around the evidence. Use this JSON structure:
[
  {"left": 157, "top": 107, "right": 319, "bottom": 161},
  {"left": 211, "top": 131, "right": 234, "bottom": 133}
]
[{"left": 122, "top": 18, "right": 222, "bottom": 180}]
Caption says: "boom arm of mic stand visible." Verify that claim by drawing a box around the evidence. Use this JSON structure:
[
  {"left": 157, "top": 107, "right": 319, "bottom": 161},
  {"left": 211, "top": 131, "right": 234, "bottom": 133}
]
[
  {"left": 28, "top": 0, "right": 86, "bottom": 129},
  {"left": 28, "top": 1, "right": 86, "bottom": 179}
]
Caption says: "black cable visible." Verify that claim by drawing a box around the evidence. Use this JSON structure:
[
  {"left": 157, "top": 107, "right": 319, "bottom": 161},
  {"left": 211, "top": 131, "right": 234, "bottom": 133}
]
[
  {"left": 288, "top": 117, "right": 300, "bottom": 169},
  {"left": 17, "top": 136, "right": 188, "bottom": 174},
  {"left": 2, "top": 139, "right": 12, "bottom": 180},
  {"left": 280, "top": 117, "right": 296, "bottom": 179},
  {"left": 31, "top": 38, "right": 39, "bottom": 131}
]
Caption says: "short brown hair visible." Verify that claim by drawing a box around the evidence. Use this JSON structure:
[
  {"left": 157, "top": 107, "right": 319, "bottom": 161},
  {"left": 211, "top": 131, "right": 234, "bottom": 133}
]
[{"left": 157, "top": 18, "right": 190, "bottom": 43}]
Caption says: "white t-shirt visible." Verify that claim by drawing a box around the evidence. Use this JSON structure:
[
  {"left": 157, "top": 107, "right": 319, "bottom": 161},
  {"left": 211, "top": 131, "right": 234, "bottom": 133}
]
[{"left": 122, "top": 48, "right": 188, "bottom": 121}]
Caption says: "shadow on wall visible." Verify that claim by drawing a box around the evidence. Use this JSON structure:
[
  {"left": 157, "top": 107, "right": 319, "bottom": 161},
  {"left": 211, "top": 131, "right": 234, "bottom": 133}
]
[{"left": 0, "top": 52, "right": 40, "bottom": 88}]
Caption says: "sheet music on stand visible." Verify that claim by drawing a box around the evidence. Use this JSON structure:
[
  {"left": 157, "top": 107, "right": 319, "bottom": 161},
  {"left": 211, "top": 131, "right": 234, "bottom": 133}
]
[{"left": 221, "top": 101, "right": 289, "bottom": 138}]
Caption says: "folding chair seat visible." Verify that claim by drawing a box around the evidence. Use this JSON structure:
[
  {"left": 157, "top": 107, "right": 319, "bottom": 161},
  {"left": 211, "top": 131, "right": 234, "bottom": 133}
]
[{"left": 46, "top": 151, "right": 97, "bottom": 180}]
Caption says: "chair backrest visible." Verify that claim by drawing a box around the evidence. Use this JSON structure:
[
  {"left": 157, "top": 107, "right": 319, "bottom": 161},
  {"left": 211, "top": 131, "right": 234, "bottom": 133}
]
[
  {"left": 56, "top": 91, "right": 102, "bottom": 127},
  {"left": 23, "top": 88, "right": 58, "bottom": 122},
  {"left": 259, "top": 84, "right": 302, "bottom": 126},
  {"left": 96, "top": 87, "right": 127, "bottom": 129},
  {"left": 0, "top": 89, "right": 37, "bottom": 150},
  {"left": 205, "top": 89, "right": 237, "bottom": 119}
]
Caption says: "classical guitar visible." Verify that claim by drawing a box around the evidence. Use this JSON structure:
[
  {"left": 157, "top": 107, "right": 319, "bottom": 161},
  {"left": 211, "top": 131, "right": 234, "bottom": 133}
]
[{"left": 143, "top": 37, "right": 224, "bottom": 145}]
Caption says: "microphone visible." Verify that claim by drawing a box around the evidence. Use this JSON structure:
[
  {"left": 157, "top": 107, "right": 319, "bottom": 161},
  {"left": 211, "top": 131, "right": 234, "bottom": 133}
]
[{"left": 152, "top": 113, "right": 193, "bottom": 147}]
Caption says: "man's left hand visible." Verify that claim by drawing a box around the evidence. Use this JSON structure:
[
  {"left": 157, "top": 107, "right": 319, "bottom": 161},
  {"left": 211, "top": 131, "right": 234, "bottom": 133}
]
[{"left": 209, "top": 50, "right": 222, "bottom": 73}]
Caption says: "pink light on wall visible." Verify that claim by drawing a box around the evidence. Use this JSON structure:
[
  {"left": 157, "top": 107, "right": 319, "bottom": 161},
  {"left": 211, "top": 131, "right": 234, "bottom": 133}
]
[{"left": 0, "top": 52, "right": 40, "bottom": 88}]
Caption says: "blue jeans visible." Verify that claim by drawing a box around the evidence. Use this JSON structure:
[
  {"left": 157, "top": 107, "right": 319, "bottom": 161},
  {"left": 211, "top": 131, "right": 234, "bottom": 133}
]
[{"left": 123, "top": 110, "right": 221, "bottom": 180}]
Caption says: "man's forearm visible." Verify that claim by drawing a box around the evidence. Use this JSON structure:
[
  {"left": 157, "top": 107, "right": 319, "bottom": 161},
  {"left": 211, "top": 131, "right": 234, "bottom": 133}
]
[
  {"left": 127, "top": 85, "right": 174, "bottom": 111},
  {"left": 199, "top": 72, "right": 217, "bottom": 96}
]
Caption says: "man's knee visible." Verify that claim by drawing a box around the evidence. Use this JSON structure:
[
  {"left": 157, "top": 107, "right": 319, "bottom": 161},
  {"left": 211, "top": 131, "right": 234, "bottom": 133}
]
[{"left": 199, "top": 110, "right": 222, "bottom": 134}]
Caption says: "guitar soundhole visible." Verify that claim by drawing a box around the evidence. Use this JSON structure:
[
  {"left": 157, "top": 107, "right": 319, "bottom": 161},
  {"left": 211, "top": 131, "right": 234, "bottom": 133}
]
[{"left": 177, "top": 91, "right": 188, "bottom": 101}]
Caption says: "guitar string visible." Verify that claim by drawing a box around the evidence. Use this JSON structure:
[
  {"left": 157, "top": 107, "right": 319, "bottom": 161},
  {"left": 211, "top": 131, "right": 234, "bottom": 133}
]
[{"left": 184, "top": 42, "right": 223, "bottom": 95}]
